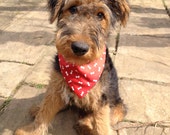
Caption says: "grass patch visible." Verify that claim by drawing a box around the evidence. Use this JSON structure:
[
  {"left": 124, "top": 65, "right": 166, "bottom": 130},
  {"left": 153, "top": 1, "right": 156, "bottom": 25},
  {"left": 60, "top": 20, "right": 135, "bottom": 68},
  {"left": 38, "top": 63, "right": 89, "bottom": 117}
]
[
  {"left": 0, "top": 81, "right": 25, "bottom": 115},
  {"left": 24, "top": 82, "right": 47, "bottom": 89},
  {"left": 35, "top": 84, "right": 46, "bottom": 89},
  {"left": 0, "top": 97, "right": 12, "bottom": 115}
]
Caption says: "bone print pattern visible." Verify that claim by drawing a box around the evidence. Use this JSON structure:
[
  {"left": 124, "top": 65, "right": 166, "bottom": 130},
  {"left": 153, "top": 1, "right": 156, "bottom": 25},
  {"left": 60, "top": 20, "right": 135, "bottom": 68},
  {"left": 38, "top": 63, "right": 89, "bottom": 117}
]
[{"left": 58, "top": 48, "right": 106, "bottom": 98}]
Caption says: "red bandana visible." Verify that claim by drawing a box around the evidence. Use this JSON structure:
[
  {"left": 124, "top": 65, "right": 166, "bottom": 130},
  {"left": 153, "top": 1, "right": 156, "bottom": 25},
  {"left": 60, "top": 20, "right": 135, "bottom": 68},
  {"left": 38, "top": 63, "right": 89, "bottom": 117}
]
[{"left": 58, "top": 48, "right": 106, "bottom": 98}]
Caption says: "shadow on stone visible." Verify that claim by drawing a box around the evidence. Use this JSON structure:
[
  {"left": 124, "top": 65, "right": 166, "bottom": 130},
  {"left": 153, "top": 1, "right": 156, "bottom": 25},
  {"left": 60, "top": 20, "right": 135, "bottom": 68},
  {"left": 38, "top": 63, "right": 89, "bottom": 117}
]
[
  {"left": 119, "top": 34, "right": 170, "bottom": 47},
  {"left": 0, "top": 93, "right": 77, "bottom": 135},
  {"left": 0, "top": 6, "right": 47, "bottom": 12},
  {"left": 138, "top": 17, "right": 170, "bottom": 29},
  {"left": 0, "top": 30, "right": 54, "bottom": 46},
  {"left": 130, "top": 5, "right": 170, "bottom": 29},
  {"left": 131, "top": 5, "right": 166, "bottom": 14}
]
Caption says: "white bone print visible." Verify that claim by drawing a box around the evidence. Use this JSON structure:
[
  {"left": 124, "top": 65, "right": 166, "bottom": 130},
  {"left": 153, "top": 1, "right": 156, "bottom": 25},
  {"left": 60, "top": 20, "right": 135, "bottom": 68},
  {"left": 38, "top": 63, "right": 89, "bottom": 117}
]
[{"left": 58, "top": 46, "right": 106, "bottom": 98}]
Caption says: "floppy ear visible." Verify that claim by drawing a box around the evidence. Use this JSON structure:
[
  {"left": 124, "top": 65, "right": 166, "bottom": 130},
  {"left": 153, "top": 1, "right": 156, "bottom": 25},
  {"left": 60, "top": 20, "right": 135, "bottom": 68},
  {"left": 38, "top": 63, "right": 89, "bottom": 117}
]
[
  {"left": 107, "top": 0, "right": 130, "bottom": 27},
  {"left": 48, "top": 0, "right": 64, "bottom": 24}
]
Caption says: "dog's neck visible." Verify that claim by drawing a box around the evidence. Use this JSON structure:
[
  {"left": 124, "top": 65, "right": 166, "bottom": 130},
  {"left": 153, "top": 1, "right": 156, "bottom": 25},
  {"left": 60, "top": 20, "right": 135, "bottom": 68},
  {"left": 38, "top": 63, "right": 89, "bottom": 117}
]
[{"left": 58, "top": 47, "right": 106, "bottom": 98}]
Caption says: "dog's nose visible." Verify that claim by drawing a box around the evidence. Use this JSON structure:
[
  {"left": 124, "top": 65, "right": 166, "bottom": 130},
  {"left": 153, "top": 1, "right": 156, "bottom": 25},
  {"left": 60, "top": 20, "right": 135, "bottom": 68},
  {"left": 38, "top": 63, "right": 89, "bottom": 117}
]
[{"left": 71, "top": 41, "right": 89, "bottom": 56}]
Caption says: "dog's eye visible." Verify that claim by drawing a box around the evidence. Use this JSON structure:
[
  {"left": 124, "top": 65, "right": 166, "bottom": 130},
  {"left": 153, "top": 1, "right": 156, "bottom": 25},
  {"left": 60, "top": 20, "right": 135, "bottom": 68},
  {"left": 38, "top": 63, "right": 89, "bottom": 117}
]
[
  {"left": 69, "top": 6, "right": 78, "bottom": 14},
  {"left": 97, "top": 12, "right": 105, "bottom": 21}
]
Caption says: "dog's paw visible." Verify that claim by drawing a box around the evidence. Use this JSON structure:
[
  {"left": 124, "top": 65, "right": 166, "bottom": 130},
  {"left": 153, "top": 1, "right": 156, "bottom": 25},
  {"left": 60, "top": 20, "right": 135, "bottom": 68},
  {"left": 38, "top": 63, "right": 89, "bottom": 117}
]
[
  {"left": 14, "top": 123, "right": 47, "bottom": 135},
  {"left": 14, "top": 129, "right": 27, "bottom": 135},
  {"left": 14, "top": 127, "right": 30, "bottom": 135},
  {"left": 14, "top": 124, "right": 35, "bottom": 135},
  {"left": 74, "top": 122, "right": 94, "bottom": 135}
]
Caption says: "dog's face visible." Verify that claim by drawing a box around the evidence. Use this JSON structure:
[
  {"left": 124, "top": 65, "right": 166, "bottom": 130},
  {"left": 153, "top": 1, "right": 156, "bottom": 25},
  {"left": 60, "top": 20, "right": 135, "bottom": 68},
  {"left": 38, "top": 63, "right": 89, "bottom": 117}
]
[{"left": 48, "top": 0, "right": 130, "bottom": 65}]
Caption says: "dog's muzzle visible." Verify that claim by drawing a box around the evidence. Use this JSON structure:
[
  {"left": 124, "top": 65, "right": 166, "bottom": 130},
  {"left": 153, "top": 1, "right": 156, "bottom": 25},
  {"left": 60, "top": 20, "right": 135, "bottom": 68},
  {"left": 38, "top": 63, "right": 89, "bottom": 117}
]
[{"left": 71, "top": 41, "right": 89, "bottom": 56}]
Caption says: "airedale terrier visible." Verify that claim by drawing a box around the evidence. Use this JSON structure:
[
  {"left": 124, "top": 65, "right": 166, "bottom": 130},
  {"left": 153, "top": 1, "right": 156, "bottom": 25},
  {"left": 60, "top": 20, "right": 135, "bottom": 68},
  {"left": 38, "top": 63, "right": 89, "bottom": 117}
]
[{"left": 15, "top": 0, "right": 130, "bottom": 135}]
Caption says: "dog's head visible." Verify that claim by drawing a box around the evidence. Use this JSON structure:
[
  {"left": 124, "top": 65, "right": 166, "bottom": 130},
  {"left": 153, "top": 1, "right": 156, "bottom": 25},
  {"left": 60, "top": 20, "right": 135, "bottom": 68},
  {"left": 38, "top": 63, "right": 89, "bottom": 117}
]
[{"left": 48, "top": 0, "right": 130, "bottom": 65}]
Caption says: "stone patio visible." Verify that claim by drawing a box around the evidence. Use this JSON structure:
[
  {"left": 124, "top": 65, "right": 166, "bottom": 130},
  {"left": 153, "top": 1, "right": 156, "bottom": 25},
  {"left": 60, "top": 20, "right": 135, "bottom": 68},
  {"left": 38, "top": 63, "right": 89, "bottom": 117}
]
[{"left": 0, "top": 0, "right": 170, "bottom": 135}]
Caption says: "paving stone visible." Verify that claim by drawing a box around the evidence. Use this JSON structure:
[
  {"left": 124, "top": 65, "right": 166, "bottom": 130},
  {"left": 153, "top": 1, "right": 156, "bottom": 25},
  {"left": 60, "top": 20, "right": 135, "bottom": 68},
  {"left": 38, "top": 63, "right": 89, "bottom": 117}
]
[
  {"left": 0, "top": 0, "right": 46, "bottom": 30},
  {"left": 25, "top": 46, "right": 56, "bottom": 85},
  {"left": 119, "top": 34, "right": 170, "bottom": 48},
  {"left": 115, "top": 53, "right": 170, "bottom": 83},
  {"left": 114, "top": 122, "right": 170, "bottom": 135},
  {"left": 129, "top": 0, "right": 165, "bottom": 9},
  {"left": 0, "top": 43, "right": 45, "bottom": 64},
  {"left": 164, "top": 0, "right": 170, "bottom": 9},
  {"left": 118, "top": 126, "right": 166, "bottom": 135},
  {"left": 121, "top": 6, "right": 170, "bottom": 35},
  {"left": 0, "top": 2, "right": 55, "bottom": 65},
  {"left": 0, "top": 62, "right": 31, "bottom": 97},
  {"left": 115, "top": 35, "right": 170, "bottom": 83},
  {"left": 119, "top": 79, "right": 170, "bottom": 122}
]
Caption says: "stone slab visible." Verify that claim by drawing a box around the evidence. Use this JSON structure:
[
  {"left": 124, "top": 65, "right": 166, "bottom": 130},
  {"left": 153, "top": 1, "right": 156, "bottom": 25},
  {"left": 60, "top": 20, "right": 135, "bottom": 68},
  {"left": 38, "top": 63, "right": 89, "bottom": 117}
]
[
  {"left": 119, "top": 79, "right": 170, "bottom": 122},
  {"left": 115, "top": 121, "right": 170, "bottom": 135},
  {"left": 129, "top": 0, "right": 165, "bottom": 9},
  {"left": 119, "top": 34, "right": 170, "bottom": 47},
  {"left": 0, "top": 0, "right": 46, "bottom": 30},
  {"left": 115, "top": 35, "right": 170, "bottom": 83},
  {"left": 0, "top": 62, "right": 31, "bottom": 97},
  {"left": 25, "top": 46, "right": 56, "bottom": 85},
  {"left": 121, "top": 6, "right": 170, "bottom": 35},
  {"left": 0, "top": 43, "right": 46, "bottom": 65},
  {"left": 116, "top": 53, "right": 170, "bottom": 83},
  {"left": 113, "top": 121, "right": 170, "bottom": 135},
  {"left": 117, "top": 126, "right": 170, "bottom": 135},
  {"left": 0, "top": 2, "right": 55, "bottom": 65},
  {"left": 164, "top": 0, "right": 170, "bottom": 9},
  {"left": 124, "top": 127, "right": 170, "bottom": 135}
]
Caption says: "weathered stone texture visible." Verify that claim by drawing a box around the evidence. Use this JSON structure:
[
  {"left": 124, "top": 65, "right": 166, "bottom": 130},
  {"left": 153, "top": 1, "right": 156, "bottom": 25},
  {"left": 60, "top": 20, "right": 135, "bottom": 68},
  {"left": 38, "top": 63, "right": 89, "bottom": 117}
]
[
  {"left": 119, "top": 80, "right": 170, "bottom": 122},
  {"left": 25, "top": 46, "right": 56, "bottom": 85},
  {"left": 0, "top": 62, "right": 31, "bottom": 97}
]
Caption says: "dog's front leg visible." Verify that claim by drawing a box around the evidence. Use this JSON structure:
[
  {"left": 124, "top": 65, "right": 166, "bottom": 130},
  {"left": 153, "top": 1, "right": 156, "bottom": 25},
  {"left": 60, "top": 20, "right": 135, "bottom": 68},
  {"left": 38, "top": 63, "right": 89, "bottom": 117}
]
[
  {"left": 15, "top": 82, "right": 66, "bottom": 135},
  {"left": 93, "top": 105, "right": 113, "bottom": 135}
]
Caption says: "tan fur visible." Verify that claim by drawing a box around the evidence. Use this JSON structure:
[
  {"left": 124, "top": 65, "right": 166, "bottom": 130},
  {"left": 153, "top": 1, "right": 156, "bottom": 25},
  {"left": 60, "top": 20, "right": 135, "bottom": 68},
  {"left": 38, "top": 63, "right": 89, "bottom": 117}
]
[
  {"left": 29, "top": 105, "right": 40, "bottom": 119},
  {"left": 75, "top": 105, "right": 113, "bottom": 135},
  {"left": 111, "top": 102, "right": 127, "bottom": 125},
  {"left": 119, "top": 0, "right": 130, "bottom": 26}
]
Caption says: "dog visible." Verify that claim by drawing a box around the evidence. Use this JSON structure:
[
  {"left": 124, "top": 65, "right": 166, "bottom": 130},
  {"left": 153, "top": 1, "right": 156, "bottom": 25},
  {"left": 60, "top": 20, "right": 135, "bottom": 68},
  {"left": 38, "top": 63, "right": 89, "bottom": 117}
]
[{"left": 15, "top": 0, "right": 130, "bottom": 135}]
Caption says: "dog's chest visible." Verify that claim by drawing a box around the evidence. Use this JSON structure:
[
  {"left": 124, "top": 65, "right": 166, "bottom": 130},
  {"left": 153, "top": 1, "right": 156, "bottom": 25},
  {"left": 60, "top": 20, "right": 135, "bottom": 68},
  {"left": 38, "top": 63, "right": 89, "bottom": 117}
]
[{"left": 60, "top": 81, "right": 103, "bottom": 111}]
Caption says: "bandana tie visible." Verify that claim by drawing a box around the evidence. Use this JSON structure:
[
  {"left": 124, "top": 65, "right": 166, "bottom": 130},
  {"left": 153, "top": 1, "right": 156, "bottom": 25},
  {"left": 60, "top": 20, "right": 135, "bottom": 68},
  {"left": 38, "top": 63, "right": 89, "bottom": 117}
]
[{"left": 58, "top": 48, "right": 106, "bottom": 98}]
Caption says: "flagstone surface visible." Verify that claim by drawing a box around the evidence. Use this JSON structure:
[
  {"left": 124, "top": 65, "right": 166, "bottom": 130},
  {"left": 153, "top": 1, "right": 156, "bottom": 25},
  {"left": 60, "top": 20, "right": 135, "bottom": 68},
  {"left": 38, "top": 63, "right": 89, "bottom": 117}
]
[{"left": 0, "top": 0, "right": 170, "bottom": 135}]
